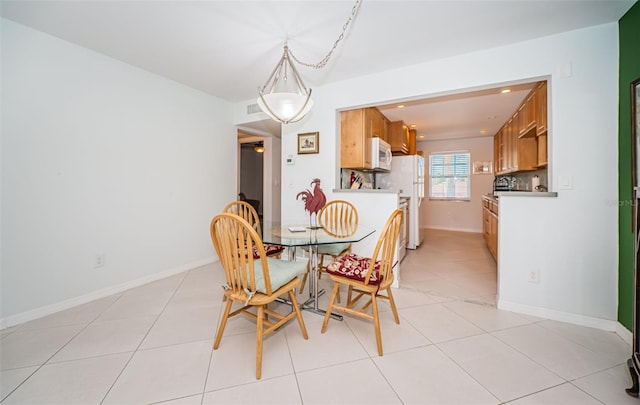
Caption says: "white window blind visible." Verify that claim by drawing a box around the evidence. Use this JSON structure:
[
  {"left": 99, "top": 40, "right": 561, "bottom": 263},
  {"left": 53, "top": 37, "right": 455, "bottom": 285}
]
[{"left": 429, "top": 152, "right": 471, "bottom": 200}]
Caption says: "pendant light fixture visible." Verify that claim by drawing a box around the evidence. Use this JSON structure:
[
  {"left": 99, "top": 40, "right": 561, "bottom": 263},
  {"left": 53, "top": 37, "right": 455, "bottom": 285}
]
[
  {"left": 254, "top": 142, "right": 265, "bottom": 153},
  {"left": 257, "top": 0, "right": 362, "bottom": 124},
  {"left": 257, "top": 45, "right": 313, "bottom": 124}
]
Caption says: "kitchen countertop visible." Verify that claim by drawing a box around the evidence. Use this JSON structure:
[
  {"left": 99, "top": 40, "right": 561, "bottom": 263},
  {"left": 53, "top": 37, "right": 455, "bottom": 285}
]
[
  {"left": 333, "top": 188, "right": 400, "bottom": 194},
  {"left": 491, "top": 191, "right": 558, "bottom": 198}
]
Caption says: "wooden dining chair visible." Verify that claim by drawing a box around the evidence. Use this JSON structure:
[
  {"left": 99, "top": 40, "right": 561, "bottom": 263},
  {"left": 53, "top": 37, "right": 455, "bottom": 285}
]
[
  {"left": 320, "top": 209, "right": 403, "bottom": 356},
  {"left": 223, "top": 200, "right": 284, "bottom": 258},
  {"left": 210, "top": 213, "right": 308, "bottom": 379},
  {"left": 299, "top": 200, "right": 358, "bottom": 296}
]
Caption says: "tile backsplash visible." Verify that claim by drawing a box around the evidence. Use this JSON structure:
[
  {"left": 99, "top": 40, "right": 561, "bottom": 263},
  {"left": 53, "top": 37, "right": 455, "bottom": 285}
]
[
  {"left": 512, "top": 169, "right": 548, "bottom": 191},
  {"left": 340, "top": 169, "right": 376, "bottom": 189}
]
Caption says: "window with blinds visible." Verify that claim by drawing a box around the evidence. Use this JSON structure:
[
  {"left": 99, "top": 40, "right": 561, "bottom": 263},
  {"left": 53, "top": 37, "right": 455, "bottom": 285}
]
[{"left": 429, "top": 152, "right": 471, "bottom": 200}]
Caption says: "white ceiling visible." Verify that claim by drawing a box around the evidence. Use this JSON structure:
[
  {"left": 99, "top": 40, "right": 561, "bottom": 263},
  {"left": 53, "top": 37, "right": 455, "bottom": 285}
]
[{"left": 2, "top": 0, "right": 634, "bottom": 140}]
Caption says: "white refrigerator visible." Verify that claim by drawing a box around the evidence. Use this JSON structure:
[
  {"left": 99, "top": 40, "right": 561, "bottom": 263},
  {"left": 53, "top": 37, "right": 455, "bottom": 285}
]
[{"left": 378, "top": 155, "right": 425, "bottom": 249}]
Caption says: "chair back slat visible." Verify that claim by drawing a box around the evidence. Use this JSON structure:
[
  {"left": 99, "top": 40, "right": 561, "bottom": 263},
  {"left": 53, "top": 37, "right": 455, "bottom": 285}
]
[
  {"left": 210, "top": 213, "right": 272, "bottom": 297},
  {"left": 363, "top": 209, "right": 403, "bottom": 285},
  {"left": 318, "top": 200, "right": 359, "bottom": 237},
  {"left": 223, "top": 201, "right": 262, "bottom": 235}
]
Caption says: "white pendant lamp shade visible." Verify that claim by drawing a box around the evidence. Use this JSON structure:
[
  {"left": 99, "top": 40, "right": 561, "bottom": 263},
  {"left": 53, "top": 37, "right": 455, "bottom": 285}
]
[
  {"left": 257, "top": 92, "right": 314, "bottom": 124},
  {"left": 256, "top": 1, "right": 362, "bottom": 125},
  {"left": 257, "top": 45, "right": 314, "bottom": 124}
]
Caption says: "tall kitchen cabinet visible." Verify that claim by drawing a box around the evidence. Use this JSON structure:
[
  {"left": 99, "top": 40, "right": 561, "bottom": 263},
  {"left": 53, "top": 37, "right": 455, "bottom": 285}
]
[{"left": 340, "top": 107, "right": 388, "bottom": 169}]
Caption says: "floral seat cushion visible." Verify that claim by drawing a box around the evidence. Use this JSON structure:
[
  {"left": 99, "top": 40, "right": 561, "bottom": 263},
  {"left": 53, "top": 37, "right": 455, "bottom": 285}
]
[
  {"left": 251, "top": 243, "right": 285, "bottom": 259},
  {"left": 326, "top": 253, "right": 382, "bottom": 285}
]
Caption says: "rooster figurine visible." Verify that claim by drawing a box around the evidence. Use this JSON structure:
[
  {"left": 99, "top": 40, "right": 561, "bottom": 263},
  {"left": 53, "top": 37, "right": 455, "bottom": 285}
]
[{"left": 296, "top": 178, "right": 326, "bottom": 229}]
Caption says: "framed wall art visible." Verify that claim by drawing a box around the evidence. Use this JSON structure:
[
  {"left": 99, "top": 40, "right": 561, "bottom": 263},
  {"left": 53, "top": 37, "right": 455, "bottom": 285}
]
[{"left": 298, "top": 132, "right": 319, "bottom": 154}]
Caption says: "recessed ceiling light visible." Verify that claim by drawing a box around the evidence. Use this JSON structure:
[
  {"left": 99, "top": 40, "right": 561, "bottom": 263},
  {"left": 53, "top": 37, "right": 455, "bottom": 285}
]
[
  {"left": 396, "top": 104, "right": 405, "bottom": 109},
  {"left": 501, "top": 88, "right": 512, "bottom": 94},
  {"left": 418, "top": 135, "right": 425, "bottom": 139},
  {"left": 480, "top": 129, "right": 488, "bottom": 134},
  {"left": 410, "top": 124, "right": 417, "bottom": 128}
]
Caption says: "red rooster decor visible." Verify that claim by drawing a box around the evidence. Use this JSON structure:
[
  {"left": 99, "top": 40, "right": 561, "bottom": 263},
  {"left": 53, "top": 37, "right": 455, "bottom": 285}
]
[{"left": 296, "top": 178, "right": 326, "bottom": 229}]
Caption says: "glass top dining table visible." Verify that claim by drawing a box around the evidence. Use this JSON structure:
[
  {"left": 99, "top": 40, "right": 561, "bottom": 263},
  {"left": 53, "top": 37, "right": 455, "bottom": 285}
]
[
  {"left": 261, "top": 222, "right": 375, "bottom": 248},
  {"left": 261, "top": 222, "right": 376, "bottom": 320}
]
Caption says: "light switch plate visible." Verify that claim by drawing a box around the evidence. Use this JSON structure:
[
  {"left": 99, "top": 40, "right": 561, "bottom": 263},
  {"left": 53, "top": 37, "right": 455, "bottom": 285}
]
[{"left": 559, "top": 175, "right": 573, "bottom": 190}]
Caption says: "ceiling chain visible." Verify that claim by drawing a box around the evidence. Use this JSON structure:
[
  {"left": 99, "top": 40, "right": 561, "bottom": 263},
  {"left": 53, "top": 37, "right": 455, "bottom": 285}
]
[{"left": 288, "top": 0, "right": 363, "bottom": 70}]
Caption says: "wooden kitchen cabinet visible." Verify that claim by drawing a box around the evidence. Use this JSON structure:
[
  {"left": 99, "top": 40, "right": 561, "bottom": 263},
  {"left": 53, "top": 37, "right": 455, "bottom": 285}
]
[
  {"left": 507, "top": 116, "right": 517, "bottom": 172},
  {"left": 389, "top": 121, "right": 410, "bottom": 155},
  {"left": 482, "top": 196, "right": 498, "bottom": 261},
  {"left": 535, "top": 81, "right": 548, "bottom": 168},
  {"left": 494, "top": 81, "right": 546, "bottom": 174},
  {"left": 537, "top": 133, "right": 548, "bottom": 167},
  {"left": 518, "top": 92, "right": 537, "bottom": 138},
  {"left": 535, "top": 81, "right": 547, "bottom": 135},
  {"left": 408, "top": 129, "right": 417, "bottom": 155},
  {"left": 341, "top": 107, "right": 388, "bottom": 169},
  {"left": 494, "top": 131, "right": 502, "bottom": 174}
]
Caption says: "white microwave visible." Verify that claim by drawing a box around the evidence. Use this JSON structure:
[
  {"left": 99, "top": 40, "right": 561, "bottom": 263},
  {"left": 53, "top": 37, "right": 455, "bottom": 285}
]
[{"left": 371, "top": 137, "right": 392, "bottom": 171}]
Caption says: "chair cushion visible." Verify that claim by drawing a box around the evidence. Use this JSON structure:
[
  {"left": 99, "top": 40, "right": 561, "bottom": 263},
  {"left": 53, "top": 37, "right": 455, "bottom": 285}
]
[
  {"left": 316, "top": 242, "right": 350, "bottom": 256},
  {"left": 253, "top": 243, "right": 285, "bottom": 259},
  {"left": 254, "top": 258, "right": 307, "bottom": 294},
  {"left": 326, "top": 253, "right": 382, "bottom": 285}
]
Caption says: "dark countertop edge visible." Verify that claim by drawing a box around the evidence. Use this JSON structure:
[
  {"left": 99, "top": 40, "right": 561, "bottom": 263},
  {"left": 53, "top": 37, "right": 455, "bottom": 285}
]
[
  {"left": 492, "top": 191, "right": 558, "bottom": 197},
  {"left": 333, "top": 189, "right": 400, "bottom": 194}
]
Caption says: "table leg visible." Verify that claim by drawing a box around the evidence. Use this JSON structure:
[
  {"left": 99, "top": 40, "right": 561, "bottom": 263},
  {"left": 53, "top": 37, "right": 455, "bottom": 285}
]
[
  {"left": 301, "top": 245, "right": 343, "bottom": 321},
  {"left": 276, "top": 245, "right": 342, "bottom": 321}
]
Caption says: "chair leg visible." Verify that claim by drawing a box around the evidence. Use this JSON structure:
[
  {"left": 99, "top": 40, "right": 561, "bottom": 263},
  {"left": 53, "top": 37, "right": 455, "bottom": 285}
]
[
  {"left": 289, "top": 290, "right": 309, "bottom": 339},
  {"left": 214, "top": 298, "right": 233, "bottom": 350},
  {"left": 321, "top": 283, "right": 340, "bottom": 333},
  {"left": 371, "top": 292, "right": 383, "bottom": 356},
  {"left": 256, "top": 305, "right": 264, "bottom": 380},
  {"left": 299, "top": 262, "right": 310, "bottom": 294},
  {"left": 386, "top": 287, "right": 400, "bottom": 324}
]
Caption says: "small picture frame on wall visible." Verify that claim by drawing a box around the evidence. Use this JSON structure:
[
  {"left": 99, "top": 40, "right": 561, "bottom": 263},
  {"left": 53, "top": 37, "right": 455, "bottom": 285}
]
[{"left": 297, "top": 132, "right": 319, "bottom": 154}]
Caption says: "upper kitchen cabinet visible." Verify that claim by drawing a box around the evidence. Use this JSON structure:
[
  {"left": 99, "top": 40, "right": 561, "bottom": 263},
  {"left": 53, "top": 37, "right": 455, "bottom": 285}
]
[
  {"left": 494, "top": 80, "right": 548, "bottom": 174},
  {"left": 389, "top": 121, "right": 410, "bottom": 155},
  {"left": 408, "top": 128, "right": 417, "bottom": 155},
  {"left": 535, "top": 81, "right": 548, "bottom": 167},
  {"left": 535, "top": 81, "right": 548, "bottom": 135},
  {"left": 341, "top": 107, "right": 388, "bottom": 169},
  {"left": 518, "top": 91, "right": 537, "bottom": 138}
]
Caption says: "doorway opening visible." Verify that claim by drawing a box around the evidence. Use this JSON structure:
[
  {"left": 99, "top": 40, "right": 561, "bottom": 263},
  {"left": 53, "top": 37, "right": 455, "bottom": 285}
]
[{"left": 237, "top": 128, "right": 282, "bottom": 224}]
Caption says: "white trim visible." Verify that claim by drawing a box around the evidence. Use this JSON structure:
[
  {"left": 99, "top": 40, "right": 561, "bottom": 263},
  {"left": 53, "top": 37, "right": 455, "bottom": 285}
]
[
  {"left": 617, "top": 323, "right": 633, "bottom": 345},
  {"left": 498, "top": 299, "right": 629, "bottom": 338},
  {"left": 0, "top": 257, "right": 216, "bottom": 330},
  {"left": 424, "top": 225, "right": 482, "bottom": 233}
]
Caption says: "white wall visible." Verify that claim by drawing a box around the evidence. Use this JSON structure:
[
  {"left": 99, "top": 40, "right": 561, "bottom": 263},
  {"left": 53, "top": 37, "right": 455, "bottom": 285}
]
[
  {"left": 235, "top": 22, "right": 619, "bottom": 326},
  {"left": 419, "top": 137, "right": 495, "bottom": 233},
  {"left": 1, "top": 20, "right": 236, "bottom": 326}
]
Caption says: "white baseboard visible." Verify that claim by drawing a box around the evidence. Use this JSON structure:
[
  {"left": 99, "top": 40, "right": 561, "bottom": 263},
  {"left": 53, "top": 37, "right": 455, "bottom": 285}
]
[
  {"left": 617, "top": 323, "right": 633, "bottom": 345},
  {"left": 425, "top": 226, "right": 482, "bottom": 234},
  {"left": 0, "top": 256, "right": 216, "bottom": 330},
  {"left": 498, "top": 299, "right": 632, "bottom": 343}
]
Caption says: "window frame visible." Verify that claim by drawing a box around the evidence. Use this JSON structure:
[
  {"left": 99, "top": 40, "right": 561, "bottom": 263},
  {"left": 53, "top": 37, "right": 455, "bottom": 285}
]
[{"left": 428, "top": 151, "right": 471, "bottom": 202}]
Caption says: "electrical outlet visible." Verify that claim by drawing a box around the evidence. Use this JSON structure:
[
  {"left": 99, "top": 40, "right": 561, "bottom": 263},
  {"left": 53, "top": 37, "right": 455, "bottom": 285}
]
[
  {"left": 528, "top": 270, "right": 540, "bottom": 284},
  {"left": 94, "top": 254, "right": 105, "bottom": 268}
]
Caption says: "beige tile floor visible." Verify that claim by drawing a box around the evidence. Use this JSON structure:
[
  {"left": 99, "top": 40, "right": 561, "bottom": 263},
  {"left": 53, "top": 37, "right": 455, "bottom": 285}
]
[{"left": 0, "top": 229, "right": 635, "bottom": 404}]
